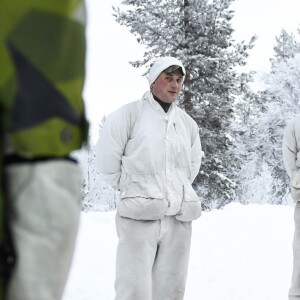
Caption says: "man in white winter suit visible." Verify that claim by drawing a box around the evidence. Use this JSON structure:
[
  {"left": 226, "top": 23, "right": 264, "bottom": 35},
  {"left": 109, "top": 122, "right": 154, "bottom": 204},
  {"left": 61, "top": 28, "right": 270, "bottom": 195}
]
[
  {"left": 283, "top": 114, "right": 300, "bottom": 300},
  {"left": 96, "top": 56, "right": 202, "bottom": 300}
]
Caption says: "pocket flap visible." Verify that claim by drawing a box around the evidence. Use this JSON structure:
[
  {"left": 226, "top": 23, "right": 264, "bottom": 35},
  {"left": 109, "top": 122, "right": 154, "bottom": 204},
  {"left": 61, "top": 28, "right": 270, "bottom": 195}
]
[{"left": 121, "top": 182, "right": 164, "bottom": 199}]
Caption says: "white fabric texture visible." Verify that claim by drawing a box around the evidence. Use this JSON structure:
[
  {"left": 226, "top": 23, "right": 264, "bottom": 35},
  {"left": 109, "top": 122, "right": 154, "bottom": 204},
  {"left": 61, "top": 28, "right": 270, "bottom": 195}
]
[
  {"left": 95, "top": 91, "right": 202, "bottom": 221},
  {"left": 5, "top": 160, "right": 81, "bottom": 300},
  {"left": 147, "top": 56, "right": 186, "bottom": 86},
  {"left": 282, "top": 115, "right": 300, "bottom": 201},
  {"left": 114, "top": 214, "right": 192, "bottom": 300},
  {"left": 283, "top": 114, "right": 300, "bottom": 299},
  {"left": 289, "top": 202, "right": 300, "bottom": 299},
  {"left": 282, "top": 114, "right": 300, "bottom": 178}
]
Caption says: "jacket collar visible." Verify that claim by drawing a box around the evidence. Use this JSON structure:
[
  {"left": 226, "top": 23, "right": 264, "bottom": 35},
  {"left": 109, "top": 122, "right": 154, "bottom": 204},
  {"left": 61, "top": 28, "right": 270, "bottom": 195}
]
[{"left": 143, "top": 91, "right": 177, "bottom": 116}]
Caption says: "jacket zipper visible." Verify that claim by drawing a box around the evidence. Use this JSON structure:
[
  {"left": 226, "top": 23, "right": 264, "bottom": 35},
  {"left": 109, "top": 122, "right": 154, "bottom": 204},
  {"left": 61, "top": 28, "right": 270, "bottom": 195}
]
[{"left": 173, "top": 122, "right": 181, "bottom": 153}]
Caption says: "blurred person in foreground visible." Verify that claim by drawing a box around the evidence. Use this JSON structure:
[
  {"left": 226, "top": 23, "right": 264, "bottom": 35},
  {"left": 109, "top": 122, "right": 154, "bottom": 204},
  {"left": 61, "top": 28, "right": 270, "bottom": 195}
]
[
  {"left": 283, "top": 115, "right": 300, "bottom": 300},
  {"left": 0, "top": 1, "right": 88, "bottom": 299},
  {"left": 95, "top": 56, "right": 202, "bottom": 300}
]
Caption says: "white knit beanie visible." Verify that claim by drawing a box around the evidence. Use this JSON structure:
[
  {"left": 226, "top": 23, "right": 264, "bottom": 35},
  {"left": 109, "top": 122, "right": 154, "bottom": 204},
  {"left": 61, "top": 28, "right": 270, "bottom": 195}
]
[{"left": 148, "top": 56, "right": 186, "bottom": 86}]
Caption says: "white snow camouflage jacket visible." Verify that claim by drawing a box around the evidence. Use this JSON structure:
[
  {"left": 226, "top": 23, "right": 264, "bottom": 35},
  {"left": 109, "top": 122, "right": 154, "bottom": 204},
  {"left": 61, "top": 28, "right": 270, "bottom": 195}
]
[
  {"left": 283, "top": 114, "right": 300, "bottom": 200},
  {"left": 95, "top": 91, "right": 202, "bottom": 221}
]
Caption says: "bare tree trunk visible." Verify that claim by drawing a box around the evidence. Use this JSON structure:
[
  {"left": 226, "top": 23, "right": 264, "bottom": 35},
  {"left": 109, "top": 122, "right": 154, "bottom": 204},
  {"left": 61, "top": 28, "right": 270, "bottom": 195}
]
[
  {"left": 183, "top": 73, "right": 193, "bottom": 113},
  {"left": 183, "top": 0, "right": 193, "bottom": 114}
]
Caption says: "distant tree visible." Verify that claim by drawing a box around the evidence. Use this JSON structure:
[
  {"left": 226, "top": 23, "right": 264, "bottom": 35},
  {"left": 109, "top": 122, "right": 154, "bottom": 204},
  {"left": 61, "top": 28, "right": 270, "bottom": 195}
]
[
  {"left": 113, "top": 0, "right": 255, "bottom": 209},
  {"left": 232, "top": 29, "right": 300, "bottom": 205},
  {"left": 226, "top": 72, "right": 268, "bottom": 203},
  {"left": 271, "top": 28, "right": 300, "bottom": 64},
  {"left": 261, "top": 53, "right": 300, "bottom": 201},
  {"left": 231, "top": 89, "right": 289, "bottom": 204}
]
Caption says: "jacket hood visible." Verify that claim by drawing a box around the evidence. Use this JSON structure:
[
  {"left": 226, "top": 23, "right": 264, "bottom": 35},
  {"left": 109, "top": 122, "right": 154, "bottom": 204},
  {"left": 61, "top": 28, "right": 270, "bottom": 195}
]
[{"left": 148, "top": 56, "right": 186, "bottom": 86}]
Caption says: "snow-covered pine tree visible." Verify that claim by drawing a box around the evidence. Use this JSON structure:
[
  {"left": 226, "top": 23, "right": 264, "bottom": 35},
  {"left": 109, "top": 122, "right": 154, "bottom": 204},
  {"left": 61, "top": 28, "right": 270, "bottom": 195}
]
[
  {"left": 227, "top": 78, "right": 268, "bottom": 203},
  {"left": 272, "top": 28, "right": 300, "bottom": 64},
  {"left": 232, "top": 28, "right": 300, "bottom": 205},
  {"left": 260, "top": 54, "right": 300, "bottom": 202},
  {"left": 113, "top": 0, "right": 255, "bottom": 209}
]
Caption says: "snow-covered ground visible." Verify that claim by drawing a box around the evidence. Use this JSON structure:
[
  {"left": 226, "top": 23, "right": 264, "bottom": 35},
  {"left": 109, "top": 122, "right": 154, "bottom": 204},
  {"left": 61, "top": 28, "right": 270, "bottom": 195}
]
[{"left": 63, "top": 202, "right": 295, "bottom": 300}]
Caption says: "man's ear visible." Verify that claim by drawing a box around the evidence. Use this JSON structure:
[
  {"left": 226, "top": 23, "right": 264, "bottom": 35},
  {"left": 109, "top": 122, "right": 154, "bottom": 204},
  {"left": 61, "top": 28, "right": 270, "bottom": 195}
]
[{"left": 150, "top": 81, "right": 155, "bottom": 91}]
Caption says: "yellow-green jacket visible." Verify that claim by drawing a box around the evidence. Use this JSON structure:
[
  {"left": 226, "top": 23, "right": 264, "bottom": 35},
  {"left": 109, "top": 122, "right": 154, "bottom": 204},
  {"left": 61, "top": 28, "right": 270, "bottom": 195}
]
[{"left": 0, "top": 0, "right": 88, "bottom": 294}]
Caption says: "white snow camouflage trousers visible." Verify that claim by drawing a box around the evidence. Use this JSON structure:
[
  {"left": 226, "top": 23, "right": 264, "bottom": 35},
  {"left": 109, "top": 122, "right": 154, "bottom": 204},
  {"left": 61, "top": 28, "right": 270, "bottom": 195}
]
[
  {"left": 115, "top": 213, "right": 192, "bottom": 300},
  {"left": 5, "top": 160, "right": 81, "bottom": 300},
  {"left": 290, "top": 202, "right": 300, "bottom": 299}
]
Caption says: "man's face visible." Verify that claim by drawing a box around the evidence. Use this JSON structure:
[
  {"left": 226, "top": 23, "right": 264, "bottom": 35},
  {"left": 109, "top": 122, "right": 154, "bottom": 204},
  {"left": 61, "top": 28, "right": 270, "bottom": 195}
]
[{"left": 151, "top": 69, "right": 184, "bottom": 103}]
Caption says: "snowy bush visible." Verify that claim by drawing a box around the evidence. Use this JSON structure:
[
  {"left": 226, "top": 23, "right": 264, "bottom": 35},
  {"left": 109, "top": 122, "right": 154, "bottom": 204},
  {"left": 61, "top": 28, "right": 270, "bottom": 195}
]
[{"left": 73, "top": 146, "right": 118, "bottom": 212}]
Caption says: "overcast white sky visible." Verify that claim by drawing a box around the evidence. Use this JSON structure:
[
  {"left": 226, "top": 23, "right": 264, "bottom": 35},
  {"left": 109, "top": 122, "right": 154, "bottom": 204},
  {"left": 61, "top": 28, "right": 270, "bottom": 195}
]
[{"left": 84, "top": 0, "right": 300, "bottom": 139}]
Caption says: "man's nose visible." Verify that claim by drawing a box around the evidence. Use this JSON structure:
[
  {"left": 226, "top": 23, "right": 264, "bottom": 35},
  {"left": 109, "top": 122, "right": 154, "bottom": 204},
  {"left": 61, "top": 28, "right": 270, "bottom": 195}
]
[{"left": 172, "top": 81, "right": 180, "bottom": 89}]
